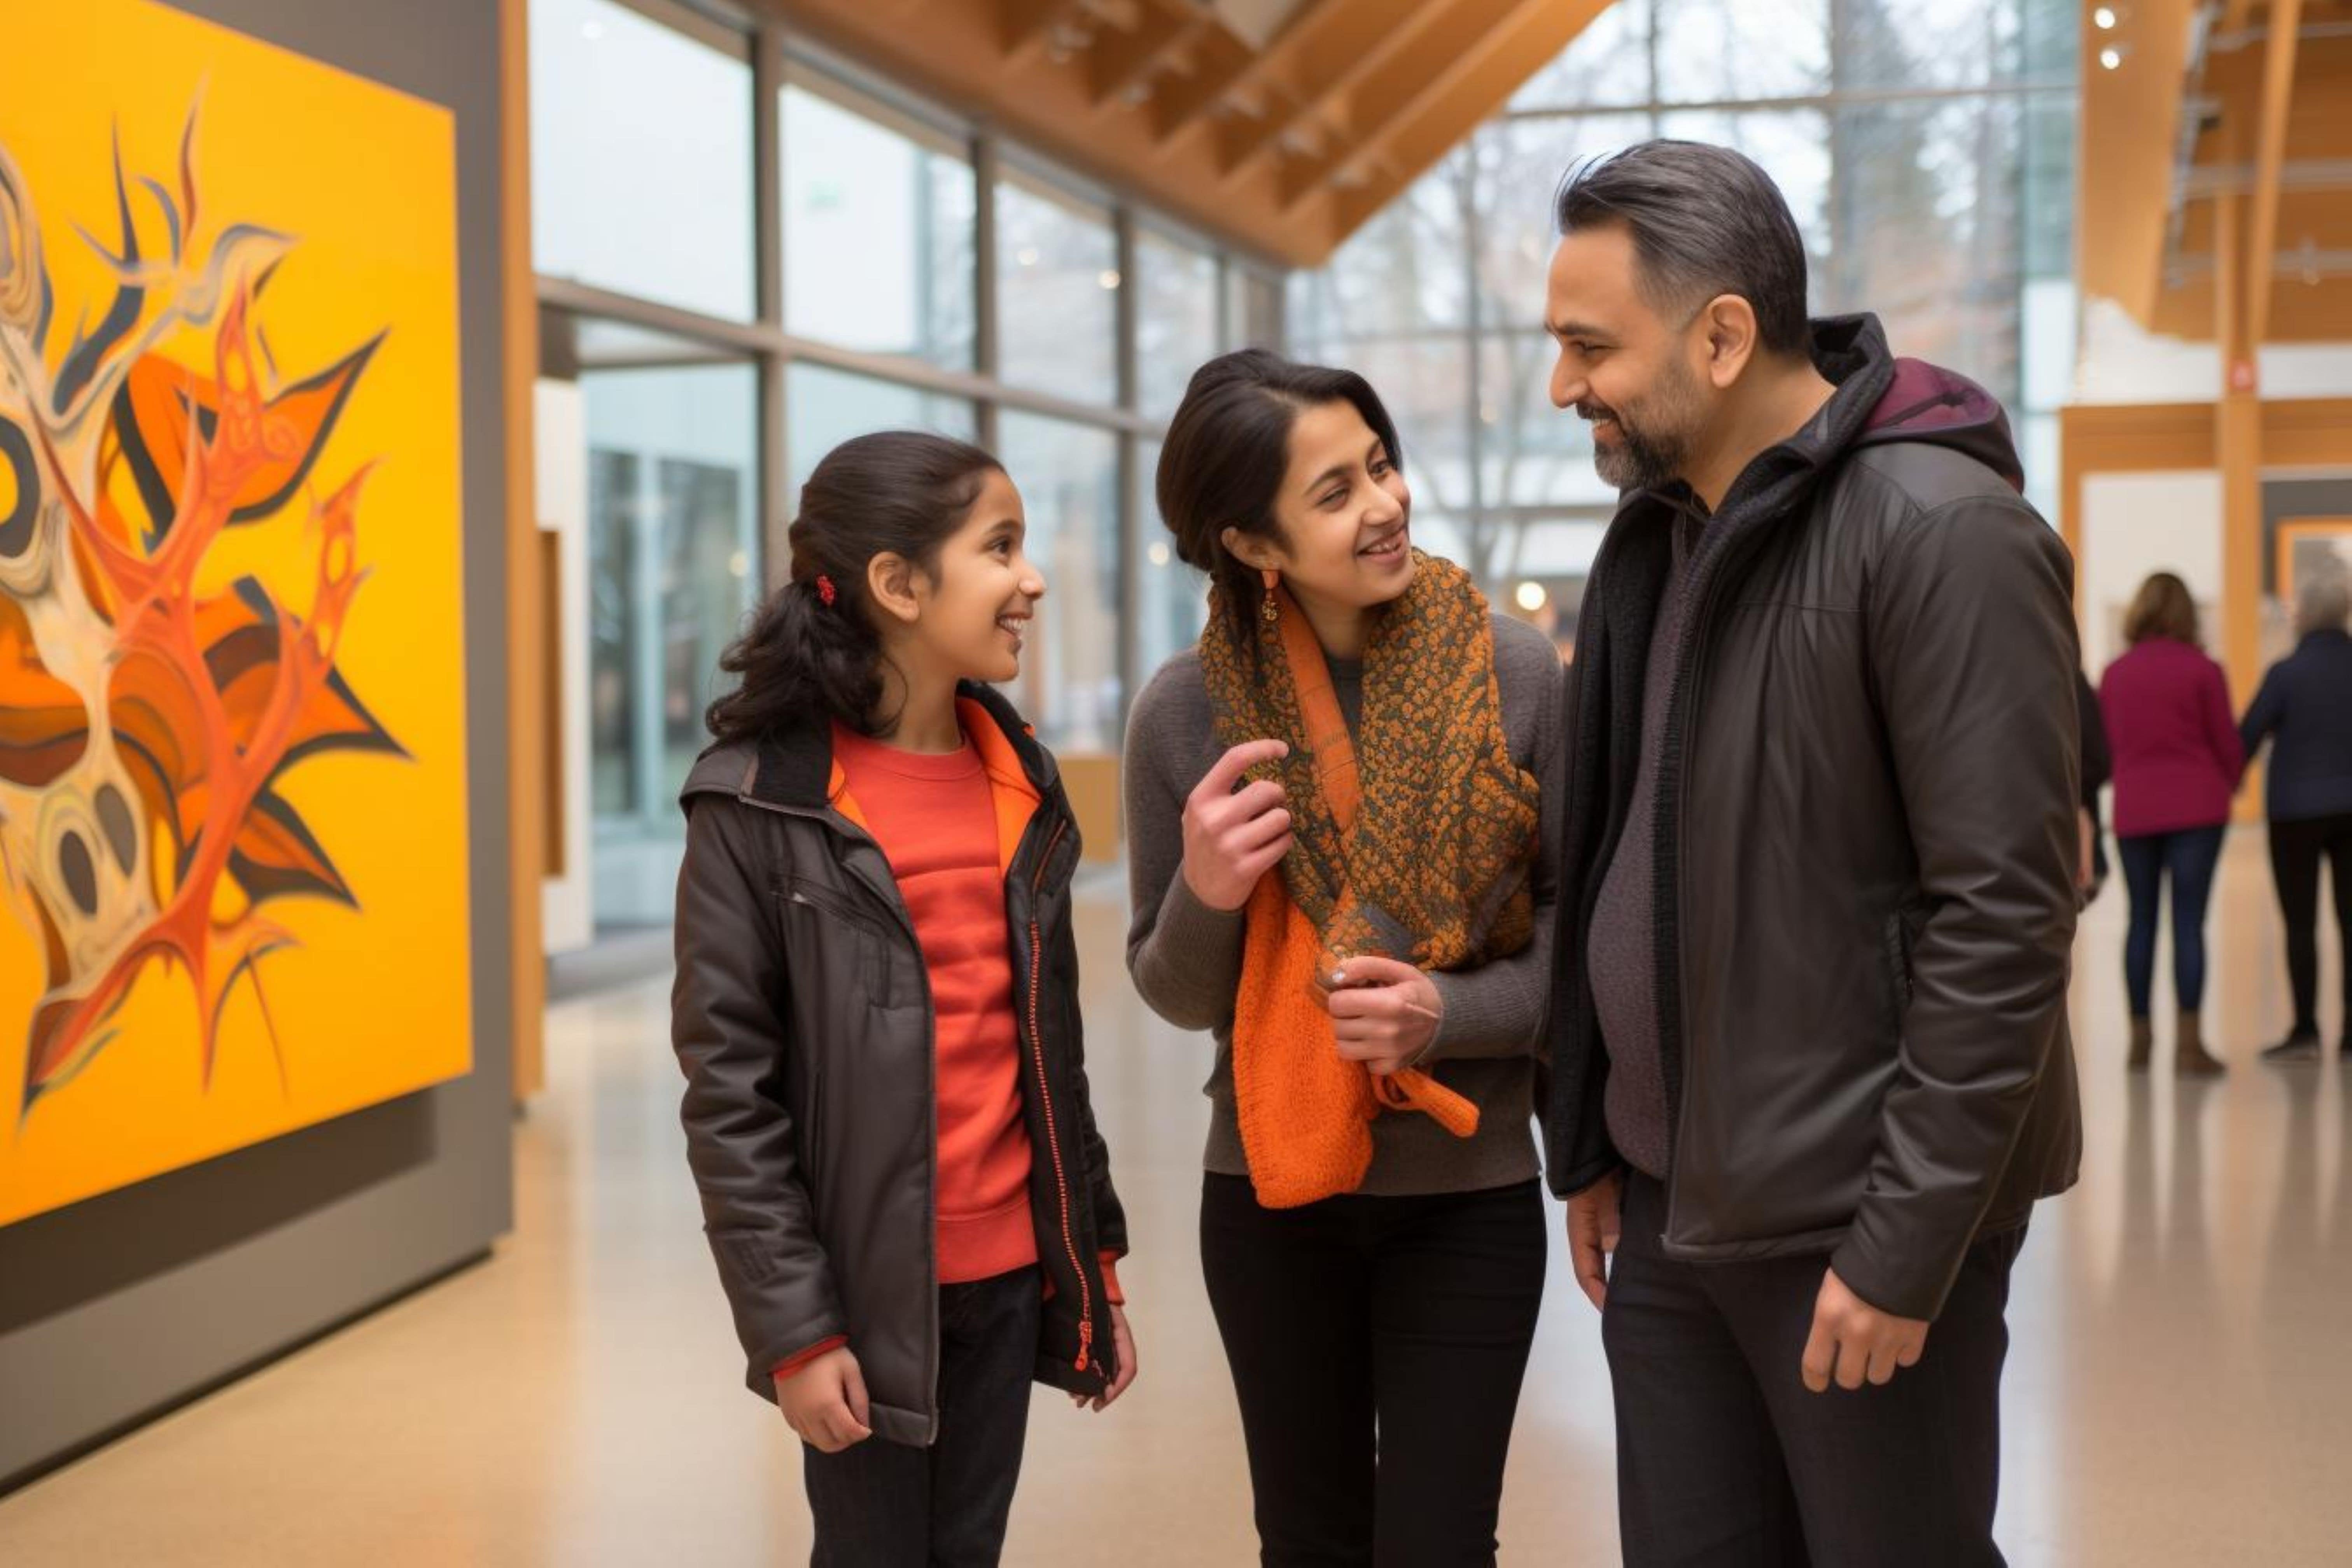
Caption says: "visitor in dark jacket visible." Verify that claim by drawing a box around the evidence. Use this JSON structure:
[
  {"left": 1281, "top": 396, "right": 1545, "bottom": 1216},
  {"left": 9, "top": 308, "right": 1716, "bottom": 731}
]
[
  {"left": 2240, "top": 574, "right": 2352, "bottom": 1062},
  {"left": 1542, "top": 141, "right": 2080, "bottom": 1566}
]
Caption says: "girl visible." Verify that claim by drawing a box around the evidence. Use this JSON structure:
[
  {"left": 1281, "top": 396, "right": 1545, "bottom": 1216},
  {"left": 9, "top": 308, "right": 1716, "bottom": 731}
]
[
  {"left": 671, "top": 431, "right": 1136, "bottom": 1567},
  {"left": 1123, "top": 350, "right": 1565, "bottom": 1565},
  {"left": 2100, "top": 570, "right": 2244, "bottom": 1075}
]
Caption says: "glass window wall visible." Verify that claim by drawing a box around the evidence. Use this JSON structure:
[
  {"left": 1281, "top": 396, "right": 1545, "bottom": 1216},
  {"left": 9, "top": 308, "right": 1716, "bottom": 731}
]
[
  {"left": 530, "top": 0, "right": 754, "bottom": 320},
  {"left": 1294, "top": 0, "right": 2081, "bottom": 596}
]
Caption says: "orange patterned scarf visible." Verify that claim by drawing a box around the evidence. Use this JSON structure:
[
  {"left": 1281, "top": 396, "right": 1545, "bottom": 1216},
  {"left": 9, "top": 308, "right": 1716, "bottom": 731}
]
[{"left": 1200, "top": 552, "right": 1542, "bottom": 1207}]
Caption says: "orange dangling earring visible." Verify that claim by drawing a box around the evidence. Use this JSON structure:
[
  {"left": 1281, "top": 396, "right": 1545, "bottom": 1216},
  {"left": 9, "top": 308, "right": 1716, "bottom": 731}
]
[{"left": 1260, "top": 567, "right": 1281, "bottom": 629}]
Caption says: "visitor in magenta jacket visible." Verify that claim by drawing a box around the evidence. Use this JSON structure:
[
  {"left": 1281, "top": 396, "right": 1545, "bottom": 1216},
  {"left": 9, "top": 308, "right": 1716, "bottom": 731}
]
[{"left": 2099, "top": 572, "right": 2244, "bottom": 1076}]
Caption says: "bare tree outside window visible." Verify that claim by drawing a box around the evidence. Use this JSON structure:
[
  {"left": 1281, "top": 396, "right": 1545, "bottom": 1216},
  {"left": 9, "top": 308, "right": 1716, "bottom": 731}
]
[{"left": 1290, "top": 0, "right": 2080, "bottom": 603}]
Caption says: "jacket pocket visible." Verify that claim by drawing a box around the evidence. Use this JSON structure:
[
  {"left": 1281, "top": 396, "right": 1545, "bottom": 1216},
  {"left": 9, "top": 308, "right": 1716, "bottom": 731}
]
[
  {"left": 782, "top": 875, "right": 894, "bottom": 995},
  {"left": 784, "top": 874, "right": 888, "bottom": 934}
]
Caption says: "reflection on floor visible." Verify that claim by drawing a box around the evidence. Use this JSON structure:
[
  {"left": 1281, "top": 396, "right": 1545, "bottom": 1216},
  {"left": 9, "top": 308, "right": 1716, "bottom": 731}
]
[{"left": 0, "top": 834, "right": 2345, "bottom": 1564}]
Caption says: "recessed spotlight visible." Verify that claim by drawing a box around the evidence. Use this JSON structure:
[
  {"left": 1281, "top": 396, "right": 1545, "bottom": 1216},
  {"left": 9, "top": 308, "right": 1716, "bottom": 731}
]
[
  {"left": 1098, "top": 270, "right": 1122, "bottom": 290},
  {"left": 2093, "top": 6, "right": 2118, "bottom": 29},
  {"left": 1148, "top": 542, "right": 1171, "bottom": 567},
  {"left": 2099, "top": 45, "right": 2125, "bottom": 70},
  {"left": 1515, "top": 581, "right": 1547, "bottom": 612}
]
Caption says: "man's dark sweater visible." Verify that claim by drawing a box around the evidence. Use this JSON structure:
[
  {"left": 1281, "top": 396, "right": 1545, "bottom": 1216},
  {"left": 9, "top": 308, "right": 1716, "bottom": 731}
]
[{"left": 1586, "top": 506, "right": 1705, "bottom": 1180}]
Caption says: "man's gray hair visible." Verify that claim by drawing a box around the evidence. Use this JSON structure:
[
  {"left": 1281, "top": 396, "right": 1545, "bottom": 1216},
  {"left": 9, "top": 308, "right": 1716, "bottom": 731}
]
[
  {"left": 1554, "top": 140, "right": 1812, "bottom": 358},
  {"left": 2295, "top": 572, "right": 2350, "bottom": 637}
]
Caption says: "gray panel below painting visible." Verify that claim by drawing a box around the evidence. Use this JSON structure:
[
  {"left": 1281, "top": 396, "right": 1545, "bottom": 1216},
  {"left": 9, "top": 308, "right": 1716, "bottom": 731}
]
[
  {"left": 0, "top": 0, "right": 513, "bottom": 1493},
  {"left": 2264, "top": 476, "right": 2352, "bottom": 597}
]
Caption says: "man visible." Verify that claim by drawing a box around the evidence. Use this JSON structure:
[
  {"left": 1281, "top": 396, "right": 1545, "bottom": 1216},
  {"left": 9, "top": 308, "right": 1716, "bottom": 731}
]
[{"left": 1542, "top": 140, "right": 2082, "bottom": 1565}]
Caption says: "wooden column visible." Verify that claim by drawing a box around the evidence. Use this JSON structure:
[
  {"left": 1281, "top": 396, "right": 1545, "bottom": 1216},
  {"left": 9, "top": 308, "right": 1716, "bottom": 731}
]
[
  {"left": 2215, "top": 186, "right": 2266, "bottom": 825},
  {"left": 2216, "top": 188, "right": 2263, "bottom": 722},
  {"left": 501, "top": 0, "right": 548, "bottom": 1100},
  {"left": 2217, "top": 3, "right": 2303, "bottom": 823}
]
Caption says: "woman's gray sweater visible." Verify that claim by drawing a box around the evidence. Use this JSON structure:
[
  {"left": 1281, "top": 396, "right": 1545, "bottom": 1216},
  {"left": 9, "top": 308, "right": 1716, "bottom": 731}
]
[{"left": 1120, "top": 611, "right": 1567, "bottom": 1197}]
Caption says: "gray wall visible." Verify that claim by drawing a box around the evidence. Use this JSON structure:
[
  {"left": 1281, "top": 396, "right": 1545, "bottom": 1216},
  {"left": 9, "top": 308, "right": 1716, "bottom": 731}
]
[
  {"left": 0, "top": 0, "right": 513, "bottom": 1493},
  {"left": 2264, "top": 476, "right": 2352, "bottom": 597}
]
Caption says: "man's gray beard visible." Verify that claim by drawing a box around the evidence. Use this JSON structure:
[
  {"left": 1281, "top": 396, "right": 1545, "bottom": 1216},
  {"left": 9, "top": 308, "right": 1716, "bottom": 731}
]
[
  {"left": 1593, "top": 422, "right": 1687, "bottom": 492},
  {"left": 1589, "top": 363, "right": 1702, "bottom": 492}
]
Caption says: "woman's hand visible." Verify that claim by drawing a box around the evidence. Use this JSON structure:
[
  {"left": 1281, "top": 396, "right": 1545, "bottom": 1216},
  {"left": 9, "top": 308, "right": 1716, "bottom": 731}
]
[
  {"left": 776, "top": 1347, "right": 873, "bottom": 1453},
  {"left": 1071, "top": 1303, "right": 1139, "bottom": 1412},
  {"left": 1181, "top": 739, "right": 1293, "bottom": 912},
  {"left": 1324, "top": 956, "right": 1442, "bottom": 1075}
]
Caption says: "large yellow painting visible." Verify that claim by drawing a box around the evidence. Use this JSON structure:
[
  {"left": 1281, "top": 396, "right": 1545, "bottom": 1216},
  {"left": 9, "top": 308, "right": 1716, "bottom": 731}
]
[{"left": 0, "top": 0, "right": 474, "bottom": 1225}]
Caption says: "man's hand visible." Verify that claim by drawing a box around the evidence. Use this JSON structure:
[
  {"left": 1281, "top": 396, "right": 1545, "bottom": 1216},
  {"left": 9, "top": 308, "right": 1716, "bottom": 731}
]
[
  {"left": 1566, "top": 1169, "right": 1623, "bottom": 1312},
  {"left": 777, "top": 1346, "right": 873, "bottom": 1452},
  {"left": 1800, "top": 1268, "right": 1929, "bottom": 1392}
]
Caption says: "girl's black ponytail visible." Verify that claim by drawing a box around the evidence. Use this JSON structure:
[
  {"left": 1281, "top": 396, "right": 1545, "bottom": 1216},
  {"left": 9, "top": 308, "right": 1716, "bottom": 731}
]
[{"left": 704, "top": 430, "right": 1003, "bottom": 745}]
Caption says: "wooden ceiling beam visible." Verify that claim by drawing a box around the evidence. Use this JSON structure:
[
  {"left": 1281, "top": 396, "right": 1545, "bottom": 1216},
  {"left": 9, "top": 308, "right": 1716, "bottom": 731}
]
[
  {"left": 1144, "top": 0, "right": 1347, "bottom": 146},
  {"left": 1211, "top": 0, "right": 1423, "bottom": 180},
  {"left": 1145, "top": 32, "right": 1255, "bottom": 143},
  {"left": 1327, "top": 0, "right": 1610, "bottom": 230},
  {"left": 1089, "top": 5, "right": 1210, "bottom": 107},
  {"left": 2246, "top": 0, "right": 2306, "bottom": 347},
  {"left": 999, "top": 0, "right": 1092, "bottom": 69},
  {"left": 1273, "top": 0, "right": 1558, "bottom": 209},
  {"left": 746, "top": 0, "right": 1603, "bottom": 267},
  {"left": 2078, "top": 0, "right": 2198, "bottom": 324}
]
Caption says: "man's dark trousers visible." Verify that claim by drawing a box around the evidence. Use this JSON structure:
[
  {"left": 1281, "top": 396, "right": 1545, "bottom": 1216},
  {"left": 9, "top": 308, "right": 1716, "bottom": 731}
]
[{"left": 1603, "top": 1174, "right": 2026, "bottom": 1566}]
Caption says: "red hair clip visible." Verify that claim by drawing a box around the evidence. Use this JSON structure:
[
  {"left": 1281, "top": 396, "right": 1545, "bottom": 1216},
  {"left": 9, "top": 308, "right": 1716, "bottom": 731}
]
[{"left": 815, "top": 574, "right": 837, "bottom": 607}]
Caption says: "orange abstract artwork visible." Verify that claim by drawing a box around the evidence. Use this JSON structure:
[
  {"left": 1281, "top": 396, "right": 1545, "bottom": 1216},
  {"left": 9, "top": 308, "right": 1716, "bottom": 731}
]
[{"left": 0, "top": 0, "right": 474, "bottom": 1225}]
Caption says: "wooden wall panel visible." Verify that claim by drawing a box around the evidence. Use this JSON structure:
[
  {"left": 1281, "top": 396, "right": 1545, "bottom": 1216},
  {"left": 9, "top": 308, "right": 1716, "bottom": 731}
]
[{"left": 502, "top": 0, "right": 547, "bottom": 1102}]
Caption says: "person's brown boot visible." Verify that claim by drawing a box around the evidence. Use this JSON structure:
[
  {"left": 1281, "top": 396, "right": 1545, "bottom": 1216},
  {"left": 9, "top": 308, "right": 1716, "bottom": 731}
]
[
  {"left": 2128, "top": 1016, "right": 2153, "bottom": 1071},
  {"left": 2175, "top": 1010, "right": 2227, "bottom": 1077}
]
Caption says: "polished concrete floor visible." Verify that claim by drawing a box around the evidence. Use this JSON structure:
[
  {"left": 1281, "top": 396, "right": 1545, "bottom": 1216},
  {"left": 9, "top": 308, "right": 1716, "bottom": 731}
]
[{"left": 1, "top": 835, "right": 2345, "bottom": 1564}]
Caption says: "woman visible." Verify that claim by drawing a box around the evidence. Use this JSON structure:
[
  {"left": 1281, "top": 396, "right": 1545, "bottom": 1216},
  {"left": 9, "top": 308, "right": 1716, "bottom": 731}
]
[
  {"left": 1122, "top": 349, "right": 1564, "bottom": 1566},
  {"left": 2100, "top": 571, "right": 2244, "bottom": 1075},
  {"left": 2240, "top": 574, "right": 2352, "bottom": 1062}
]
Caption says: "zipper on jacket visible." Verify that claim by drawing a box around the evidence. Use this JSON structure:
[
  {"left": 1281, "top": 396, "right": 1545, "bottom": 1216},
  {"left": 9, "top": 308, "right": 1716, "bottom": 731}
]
[
  {"left": 1659, "top": 530, "right": 1746, "bottom": 1251},
  {"left": 1653, "top": 463, "right": 1844, "bottom": 1251},
  {"left": 743, "top": 795, "right": 945, "bottom": 1435},
  {"left": 1022, "top": 816, "right": 1094, "bottom": 1375}
]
